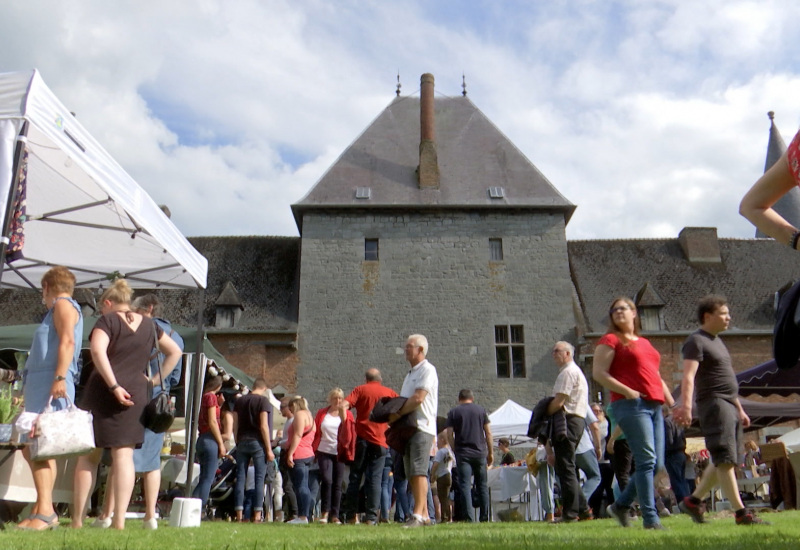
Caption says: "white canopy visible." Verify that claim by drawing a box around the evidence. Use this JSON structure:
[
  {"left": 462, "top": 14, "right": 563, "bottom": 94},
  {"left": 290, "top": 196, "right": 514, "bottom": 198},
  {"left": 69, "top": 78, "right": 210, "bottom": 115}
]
[
  {"left": 0, "top": 69, "right": 209, "bottom": 494},
  {"left": 489, "top": 399, "right": 534, "bottom": 446},
  {"left": 0, "top": 69, "right": 206, "bottom": 289},
  {"left": 778, "top": 427, "right": 800, "bottom": 454}
]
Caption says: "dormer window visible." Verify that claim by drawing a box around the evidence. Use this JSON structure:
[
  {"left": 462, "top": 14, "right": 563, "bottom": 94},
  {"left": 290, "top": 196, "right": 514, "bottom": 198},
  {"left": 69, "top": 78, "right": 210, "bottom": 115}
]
[
  {"left": 215, "top": 281, "right": 244, "bottom": 328},
  {"left": 635, "top": 282, "right": 666, "bottom": 332}
]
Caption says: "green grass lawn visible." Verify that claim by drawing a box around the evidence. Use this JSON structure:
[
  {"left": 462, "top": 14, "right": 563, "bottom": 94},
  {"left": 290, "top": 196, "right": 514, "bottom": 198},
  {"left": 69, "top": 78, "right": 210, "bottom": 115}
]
[{"left": 1, "top": 509, "right": 795, "bottom": 550}]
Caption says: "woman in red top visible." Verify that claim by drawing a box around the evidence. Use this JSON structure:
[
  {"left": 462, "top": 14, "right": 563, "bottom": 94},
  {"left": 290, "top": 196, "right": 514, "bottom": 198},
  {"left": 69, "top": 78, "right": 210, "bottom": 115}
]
[
  {"left": 191, "top": 375, "right": 226, "bottom": 514},
  {"left": 593, "top": 297, "right": 674, "bottom": 530}
]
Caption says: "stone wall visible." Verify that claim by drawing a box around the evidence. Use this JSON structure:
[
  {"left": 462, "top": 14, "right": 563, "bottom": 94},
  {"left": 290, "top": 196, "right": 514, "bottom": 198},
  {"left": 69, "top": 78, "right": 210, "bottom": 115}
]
[{"left": 296, "top": 209, "right": 577, "bottom": 412}]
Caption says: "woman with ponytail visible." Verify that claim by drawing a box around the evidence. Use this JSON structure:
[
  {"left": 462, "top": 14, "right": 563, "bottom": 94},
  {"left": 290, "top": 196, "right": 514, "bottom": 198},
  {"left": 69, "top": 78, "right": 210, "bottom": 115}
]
[{"left": 72, "top": 279, "right": 181, "bottom": 530}]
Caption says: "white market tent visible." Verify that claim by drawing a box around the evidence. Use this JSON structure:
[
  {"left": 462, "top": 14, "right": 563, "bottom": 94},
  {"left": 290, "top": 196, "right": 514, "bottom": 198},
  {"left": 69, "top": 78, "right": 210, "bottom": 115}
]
[
  {"left": 0, "top": 70, "right": 206, "bottom": 289},
  {"left": 489, "top": 399, "right": 534, "bottom": 446},
  {"left": 778, "top": 427, "right": 800, "bottom": 454},
  {"left": 0, "top": 69, "right": 209, "bottom": 493}
]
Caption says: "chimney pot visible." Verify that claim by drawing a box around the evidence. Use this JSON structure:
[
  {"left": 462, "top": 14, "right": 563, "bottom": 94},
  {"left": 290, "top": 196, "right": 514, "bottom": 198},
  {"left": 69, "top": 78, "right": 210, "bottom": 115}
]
[{"left": 678, "top": 227, "right": 722, "bottom": 264}]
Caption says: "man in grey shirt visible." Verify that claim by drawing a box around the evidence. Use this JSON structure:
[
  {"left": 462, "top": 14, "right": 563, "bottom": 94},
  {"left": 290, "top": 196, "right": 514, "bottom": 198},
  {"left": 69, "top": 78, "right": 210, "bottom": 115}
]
[{"left": 675, "top": 296, "right": 767, "bottom": 526}]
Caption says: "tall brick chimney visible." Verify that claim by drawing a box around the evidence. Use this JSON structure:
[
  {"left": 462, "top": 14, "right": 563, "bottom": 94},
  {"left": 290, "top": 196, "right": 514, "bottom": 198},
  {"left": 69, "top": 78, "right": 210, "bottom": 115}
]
[{"left": 418, "top": 73, "right": 440, "bottom": 189}]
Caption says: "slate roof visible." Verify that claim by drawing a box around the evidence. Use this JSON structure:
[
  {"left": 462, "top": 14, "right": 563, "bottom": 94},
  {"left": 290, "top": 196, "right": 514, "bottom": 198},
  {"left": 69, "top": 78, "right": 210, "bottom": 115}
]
[
  {"left": 152, "top": 236, "right": 300, "bottom": 331},
  {"left": 292, "top": 95, "right": 575, "bottom": 230},
  {"left": 569, "top": 237, "right": 800, "bottom": 333},
  {"left": 0, "top": 236, "right": 301, "bottom": 332}
]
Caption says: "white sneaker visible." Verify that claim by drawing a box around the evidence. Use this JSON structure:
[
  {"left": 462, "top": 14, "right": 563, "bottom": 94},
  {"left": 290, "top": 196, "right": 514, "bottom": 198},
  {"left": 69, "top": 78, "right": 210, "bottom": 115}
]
[
  {"left": 287, "top": 517, "right": 309, "bottom": 524},
  {"left": 91, "top": 516, "right": 112, "bottom": 529},
  {"left": 143, "top": 517, "right": 158, "bottom": 530}
]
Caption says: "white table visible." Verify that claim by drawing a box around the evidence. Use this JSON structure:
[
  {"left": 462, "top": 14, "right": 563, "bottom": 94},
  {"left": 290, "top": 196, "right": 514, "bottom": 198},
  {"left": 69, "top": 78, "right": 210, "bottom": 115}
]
[
  {"left": 710, "top": 475, "right": 771, "bottom": 510},
  {"left": 0, "top": 447, "right": 76, "bottom": 503},
  {"left": 487, "top": 466, "right": 540, "bottom": 521},
  {"left": 160, "top": 455, "right": 200, "bottom": 488}
]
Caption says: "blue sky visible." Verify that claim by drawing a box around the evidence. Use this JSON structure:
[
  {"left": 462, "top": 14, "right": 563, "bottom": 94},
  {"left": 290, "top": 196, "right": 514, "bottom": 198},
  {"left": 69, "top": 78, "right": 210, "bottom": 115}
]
[{"left": 2, "top": 0, "right": 800, "bottom": 240}]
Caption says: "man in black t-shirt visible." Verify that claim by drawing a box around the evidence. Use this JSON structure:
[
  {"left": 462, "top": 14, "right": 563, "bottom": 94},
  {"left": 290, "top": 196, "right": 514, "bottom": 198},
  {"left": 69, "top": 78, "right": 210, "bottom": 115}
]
[
  {"left": 675, "top": 296, "right": 767, "bottom": 526},
  {"left": 445, "top": 389, "right": 493, "bottom": 522},
  {"left": 233, "top": 378, "right": 275, "bottom": 522}
]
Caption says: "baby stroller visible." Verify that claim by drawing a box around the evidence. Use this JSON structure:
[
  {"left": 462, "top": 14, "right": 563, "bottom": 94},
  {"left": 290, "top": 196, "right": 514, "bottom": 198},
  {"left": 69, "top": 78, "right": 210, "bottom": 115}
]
[{"left": 206, "top": 449, "right": 237, "bottom": 520}]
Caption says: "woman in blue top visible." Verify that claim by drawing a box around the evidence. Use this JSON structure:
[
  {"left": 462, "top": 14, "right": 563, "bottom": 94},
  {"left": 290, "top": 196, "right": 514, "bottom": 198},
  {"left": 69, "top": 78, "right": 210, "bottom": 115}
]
[{"left": 19, "top": 266, "right": 83, "bottom": 530}]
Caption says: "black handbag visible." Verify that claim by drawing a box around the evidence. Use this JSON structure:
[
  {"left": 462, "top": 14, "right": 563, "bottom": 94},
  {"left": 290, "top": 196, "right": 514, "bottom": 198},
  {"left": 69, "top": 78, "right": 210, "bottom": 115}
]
[{"left": 141, "top": 321, "right": 175, "bottom": 433}]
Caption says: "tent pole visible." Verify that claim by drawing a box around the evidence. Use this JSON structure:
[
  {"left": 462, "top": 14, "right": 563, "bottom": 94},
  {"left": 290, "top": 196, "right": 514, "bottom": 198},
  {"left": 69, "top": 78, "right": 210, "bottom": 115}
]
[
  {"left": 184, "top": 287, "right": 206, "bottom": 497},
  {"left": 0, "top": 122, "right": 28, "bottom": 288}
]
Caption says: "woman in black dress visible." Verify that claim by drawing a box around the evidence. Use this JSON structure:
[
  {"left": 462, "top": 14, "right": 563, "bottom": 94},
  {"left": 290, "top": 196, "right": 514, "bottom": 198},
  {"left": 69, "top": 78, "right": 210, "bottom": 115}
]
[{"left": 71, "top": 279, "right": 181, "bottom": 529}]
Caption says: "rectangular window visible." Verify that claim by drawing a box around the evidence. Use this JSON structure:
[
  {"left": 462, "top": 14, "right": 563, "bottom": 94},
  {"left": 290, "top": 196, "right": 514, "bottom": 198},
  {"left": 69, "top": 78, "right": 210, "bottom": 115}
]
[
  {"left": 364, "top": 238, "right": 379, "bottom": 261},
  {"left": 495, "top": 324, "right": 525, "bottom": 378},
  {"left": 489, "top": 238, "right": 503, "bottom": 261}
]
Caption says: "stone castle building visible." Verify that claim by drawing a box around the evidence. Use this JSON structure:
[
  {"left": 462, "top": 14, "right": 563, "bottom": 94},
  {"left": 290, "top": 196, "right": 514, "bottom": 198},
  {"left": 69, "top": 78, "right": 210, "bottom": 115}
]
[
  {"left": 290, "top": 74, "right": 576, "bottom": 407},
  {"left": 2, "top": 75, "right": 799, "bottom": 418}
]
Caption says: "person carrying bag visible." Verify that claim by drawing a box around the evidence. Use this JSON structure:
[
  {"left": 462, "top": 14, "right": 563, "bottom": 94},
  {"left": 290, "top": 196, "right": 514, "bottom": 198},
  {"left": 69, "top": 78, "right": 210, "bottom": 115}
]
[{"left": 30, "top": 395, "right": 95, "bottom": 461}]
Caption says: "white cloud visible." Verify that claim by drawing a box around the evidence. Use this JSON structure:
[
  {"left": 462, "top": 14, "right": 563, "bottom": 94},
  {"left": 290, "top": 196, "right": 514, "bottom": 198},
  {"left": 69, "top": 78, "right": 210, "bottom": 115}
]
[{"left": 2, "top": 0, "right": 800, "bottom": 242}]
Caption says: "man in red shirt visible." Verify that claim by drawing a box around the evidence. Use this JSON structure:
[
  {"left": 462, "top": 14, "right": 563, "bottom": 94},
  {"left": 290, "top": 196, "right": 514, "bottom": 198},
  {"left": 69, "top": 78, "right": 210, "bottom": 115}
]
[{"left": 339, "top": 368, "right": 398, "bottom": 524}]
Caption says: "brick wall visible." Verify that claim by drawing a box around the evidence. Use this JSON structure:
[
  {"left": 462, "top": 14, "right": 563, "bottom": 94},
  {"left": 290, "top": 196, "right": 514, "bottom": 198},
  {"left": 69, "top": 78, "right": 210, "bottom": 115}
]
[{"left": 208, "top": 333, "right": 298, "bottom": 391}]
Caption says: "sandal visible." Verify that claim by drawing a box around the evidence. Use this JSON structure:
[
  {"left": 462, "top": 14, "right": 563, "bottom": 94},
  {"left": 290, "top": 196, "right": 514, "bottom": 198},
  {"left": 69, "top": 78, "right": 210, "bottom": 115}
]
[{"left": 19, "top": 513, "right": 59, "bottom": 531}]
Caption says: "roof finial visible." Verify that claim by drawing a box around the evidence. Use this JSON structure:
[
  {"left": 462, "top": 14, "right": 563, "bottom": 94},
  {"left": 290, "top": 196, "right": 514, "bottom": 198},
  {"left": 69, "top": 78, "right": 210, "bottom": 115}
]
[
  {"left": 462, "top": 72, "right": 467, "bottom": 97},
  {"left": 396, "top": 71, "right": 402, "bottom": 97},
  {"left": 768, "top": 110, "right": 775, "bottom": 121}
]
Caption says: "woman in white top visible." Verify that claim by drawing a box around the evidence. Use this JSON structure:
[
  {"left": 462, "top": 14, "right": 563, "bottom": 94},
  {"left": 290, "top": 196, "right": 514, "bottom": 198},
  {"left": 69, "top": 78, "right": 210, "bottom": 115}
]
[
  {"left": 312, "top": 388, "right": 354, "bottom": 523},
  {"left": 430, "top": 432, "right": 455, "bottom": 523}
]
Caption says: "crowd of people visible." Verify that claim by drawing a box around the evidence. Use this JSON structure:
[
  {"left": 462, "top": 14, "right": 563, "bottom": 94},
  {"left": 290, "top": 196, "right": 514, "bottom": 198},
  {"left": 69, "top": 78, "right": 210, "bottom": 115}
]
[
  {"left": 6, "top": 275, "right": 781, "bottom": 532},
  {"left": 180, "top": 310, "right": 772, "bottom": 529}
]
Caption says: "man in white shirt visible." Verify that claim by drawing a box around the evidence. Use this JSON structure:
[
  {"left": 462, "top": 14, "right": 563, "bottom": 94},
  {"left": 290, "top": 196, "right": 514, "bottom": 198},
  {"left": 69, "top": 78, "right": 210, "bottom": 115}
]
[
  {"left": 391, "top": 334, "right": 439, "bottom": 528},
  {"left": 546, "top": 341, "right": 593, "bottom": 522}
]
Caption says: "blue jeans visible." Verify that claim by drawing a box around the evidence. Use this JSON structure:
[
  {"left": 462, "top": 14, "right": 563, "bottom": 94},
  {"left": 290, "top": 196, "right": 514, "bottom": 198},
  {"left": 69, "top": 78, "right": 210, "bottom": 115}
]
[
  {"left": 611, "top": 398, "right": 665, "bottom": 527},
  {"left": 380, "top": 453, "right": 393, "bottom": 521},
  {"left": 537, "top": 462, "right": 556, "bottom": 514},
  {"left": 664, "top": 451, "right": 690, "bottom": 503},
  {"left": 342, "top": 438, "right": 388, "bottom": 522},
  {"left": 575, "top": 449, "right": 602, "bottom": 503},
  {"left": 242, "top": 489, "right": 256, "bottom": 520},
  {"left": 290, "top": 457, "right": 314, "bottom": 518},
  {"left": 455, "top": 455, "right": 489, "bottom": 522},
  {"left": 235, "top": 440, "right": 267, "bottom": 513},
  {"left": 192, "top": 432, "right": 219, "bottom": 511},
  {"left": 427, "top": 457, "right": 436, "bottom": 523},
  {"left": 392, "top": 450, "right": 411, "bottom": 522}
]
